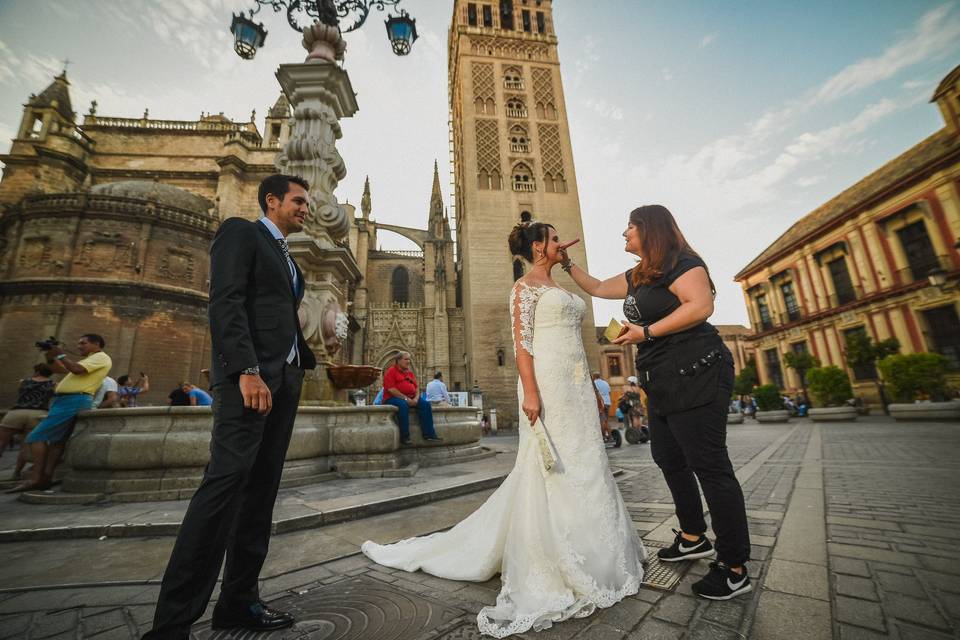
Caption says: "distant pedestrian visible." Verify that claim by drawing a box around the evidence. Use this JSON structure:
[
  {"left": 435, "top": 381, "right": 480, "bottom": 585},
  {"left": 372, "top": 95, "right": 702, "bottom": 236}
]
[
  {"left": 425, "top": 372, "right": 450, "bottom": 405},
  {"left": 0, "top": 364, "right": 56, "bottom": 476},
  {"left": 117, "top": 373, "right": 149, "bottom": 407},
  {"left": 168, "top": 384, "right": 190, "bottom": 407},
  {"left": 592, "top": 372, "right": 612, "bottom": 436},
  {"left": 183, "top": 383, "right": 213, "bottom": 407}
]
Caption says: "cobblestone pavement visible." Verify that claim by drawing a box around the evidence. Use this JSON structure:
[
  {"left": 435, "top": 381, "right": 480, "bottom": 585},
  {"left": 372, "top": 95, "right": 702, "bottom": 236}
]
[{"left": 1, "top": 418, "right": 958, "bottom": 639}]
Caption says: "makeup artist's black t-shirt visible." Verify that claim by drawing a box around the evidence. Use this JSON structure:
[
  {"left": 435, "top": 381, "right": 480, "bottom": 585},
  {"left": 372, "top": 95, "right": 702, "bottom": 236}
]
[{"left": 623, "top": 253, "right": 718, "bottom": 369}]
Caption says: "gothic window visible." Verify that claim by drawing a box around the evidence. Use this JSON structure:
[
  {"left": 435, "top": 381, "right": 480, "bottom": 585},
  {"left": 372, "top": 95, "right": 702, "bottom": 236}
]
[
  {"left": 512, "top": 162, "right": 535, "bottom": 192},
  {"left": 472, "top": 62, "right": 496, "bottom": 114},
  {"left": 467, "top": 3, "right": 478, "bottom": 26},
  {"left": 475, "top": 119, "right": 502, "bottom": 190},
  {"left": 482, "top": 4, "right": 493, "bottom": 27},
  {"left": 506, "top": 97, "right": 528, "bottom": 118},
  {"left": 391, "top": 266, "right": 409, "bottom": 304},
  {"left": 536, "top": 10, "right": 546, "bottom": 33},
  {"left": 513, "top": 258, "right": 524, "bottom": 281},
  {"left": 499, "top": 0, "right": 514, "bottom": 30},
  {"left": 503, "top": 66, "right": 524, "bottom": 90},
  {"left": 531, "top": 68, "right": 556, "bottom": 118},
  {"left": 509, "top": 124, "right": 530, "bottom": 153},
  {"left": 537, "top": 123, "right": 565, "bottom": 192},
  {"left": 522, "top": 9, "right": 531, "bottom": 32}
]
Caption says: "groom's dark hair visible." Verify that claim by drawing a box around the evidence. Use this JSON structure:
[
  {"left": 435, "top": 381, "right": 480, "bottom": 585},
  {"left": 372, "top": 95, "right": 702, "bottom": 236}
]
[{"left": 258, "top": 174, "right": 310, "bottom": 213}]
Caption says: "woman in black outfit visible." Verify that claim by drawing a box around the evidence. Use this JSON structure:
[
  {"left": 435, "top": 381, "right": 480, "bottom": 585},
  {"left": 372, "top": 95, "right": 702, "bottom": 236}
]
[{"left": 562, "top": 204, "right": 751, "bottom": 601}]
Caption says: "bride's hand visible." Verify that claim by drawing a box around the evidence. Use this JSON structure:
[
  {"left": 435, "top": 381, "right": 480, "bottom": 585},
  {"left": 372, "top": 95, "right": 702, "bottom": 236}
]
[
  {"left": 612, "top": 321, "right": 645, "bottom": 345},
  {"left": 522, "top": 395, "right": 541, "bottom": 427}
]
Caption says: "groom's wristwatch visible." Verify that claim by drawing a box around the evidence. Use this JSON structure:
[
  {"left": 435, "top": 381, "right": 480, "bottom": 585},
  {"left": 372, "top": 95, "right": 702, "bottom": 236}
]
[
  {"left": 643, "top": 325, "right": 655, "bottom": 342},
  {"left": 241, "top": 366, "right": 260, "bottom": 376}
]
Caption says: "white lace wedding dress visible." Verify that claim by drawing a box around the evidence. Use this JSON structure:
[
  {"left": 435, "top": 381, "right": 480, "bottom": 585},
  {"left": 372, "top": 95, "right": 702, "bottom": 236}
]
[{"left": 362, "top": 282, "right": 646, "bottom": 637}]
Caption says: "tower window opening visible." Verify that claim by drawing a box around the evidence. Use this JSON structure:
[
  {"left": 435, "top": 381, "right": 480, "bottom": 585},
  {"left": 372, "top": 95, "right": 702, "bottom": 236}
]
[
  {"left": 522, "top": 10, "right": 531, "bottom": 32},
  {"left": 391, "top": 266, "right": 410, "bottom": 304},
  {"left": 506, "top": 98, "right": 527, "bottom": 118},
  {"left": 536, "top": 11, "right": 545, "bottom": 33},
  {"left": 482, "top": 5, "right": 493, "bottom": 27},
  {"left": 467, "top": 3, "right": 478, "bottom": 26},
  {"left": 499, "top": 0, "right": 514, "bottom": 29}
]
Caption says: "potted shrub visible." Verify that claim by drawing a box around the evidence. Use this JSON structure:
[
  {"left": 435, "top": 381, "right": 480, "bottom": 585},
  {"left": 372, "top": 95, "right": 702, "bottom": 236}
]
[
  {"left": 878, "top": 353, "right": 960, "bottom": 421},
  {"left": 806, "top": 366, "right": 856, "bottom": 422},
  {"left": 754, "top": 384, "right": 789, "bottom": 423}
]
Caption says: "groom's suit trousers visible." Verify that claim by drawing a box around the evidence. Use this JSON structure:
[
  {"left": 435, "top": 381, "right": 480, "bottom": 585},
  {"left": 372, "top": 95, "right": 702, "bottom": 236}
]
[{"left": 143, "top": 364, "right": 304, "bottom": 640}]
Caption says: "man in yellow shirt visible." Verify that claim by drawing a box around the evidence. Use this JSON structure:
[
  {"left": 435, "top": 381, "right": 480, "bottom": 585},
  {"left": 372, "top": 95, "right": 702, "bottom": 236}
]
[{"left": 8, "top": 334, "right": 111, "bottom": 492}]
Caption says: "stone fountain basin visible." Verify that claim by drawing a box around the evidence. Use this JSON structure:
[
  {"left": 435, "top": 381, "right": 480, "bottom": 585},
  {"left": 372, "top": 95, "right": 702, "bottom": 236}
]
[{"left": 59, "top": 405, "right": 488, "bottom": 502}]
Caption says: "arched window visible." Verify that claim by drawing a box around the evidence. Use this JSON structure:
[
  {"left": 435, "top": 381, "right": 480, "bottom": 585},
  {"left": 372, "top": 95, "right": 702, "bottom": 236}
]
[
  {"left": 509, "top": 124, "right": 530, "bottom": 153},
  {"left": 504, "top": 66, "right": 524, "bottom": 90},
  {"left": 512, "top": 163, "right": 535, "bottom": 192},
  {"left": 506, "top": 97, "right": 527, "bottom": 118},
  {"left": 478, "top": 169, "right": 503, "bottom": 190},
  {"left": 544, "top": 172, "right": 566, "bottom": 193},
  {"left": 391, "top": 266, "right": 409, "bottom": 304},
  {"left": 513, "top": 258, "right": 524, "bottom": 281}
]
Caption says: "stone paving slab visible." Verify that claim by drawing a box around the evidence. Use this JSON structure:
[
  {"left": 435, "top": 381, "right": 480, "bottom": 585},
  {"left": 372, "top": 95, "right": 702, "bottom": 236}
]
[{"left": 2, "top": 418, "right": 959, "bottom": 639}]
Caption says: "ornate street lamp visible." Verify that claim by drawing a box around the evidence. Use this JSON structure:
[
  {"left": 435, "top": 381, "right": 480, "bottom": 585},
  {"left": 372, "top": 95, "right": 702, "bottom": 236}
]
[
  {"left": 230, "top": 12, "right": 267, "bottom": 60},
  {"left": 384, "top": 10, "right": 418, "bottom": 56},
  {"left": 229, "top": 0, "right": 416, "bottom": 59}
]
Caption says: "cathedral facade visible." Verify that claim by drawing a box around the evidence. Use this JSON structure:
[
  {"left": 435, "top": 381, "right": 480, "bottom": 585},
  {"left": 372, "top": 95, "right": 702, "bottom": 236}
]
[{"left": 0, "top": 1, "right": 598, "bottom": 424}]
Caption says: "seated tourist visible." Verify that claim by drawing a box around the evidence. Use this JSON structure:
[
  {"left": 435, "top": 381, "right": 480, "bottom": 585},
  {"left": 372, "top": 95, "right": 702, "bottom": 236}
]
[
  {"left": 0, "top": 364, "right": 56, "bottom": 480},
  {"left": 425, "top": 371, "right": 450, "bottom": 405},
  {"left": 182, "top": 382, "right": 213, "bottom": 407},
  {"left": 382, "top": 351, "right": 443, "bottom": 445}
]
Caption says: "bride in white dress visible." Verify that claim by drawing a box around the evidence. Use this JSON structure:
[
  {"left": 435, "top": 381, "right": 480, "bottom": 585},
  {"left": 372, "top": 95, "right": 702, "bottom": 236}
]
[{"left": 362, "top": 221, "right": 645, "bottom": 637}]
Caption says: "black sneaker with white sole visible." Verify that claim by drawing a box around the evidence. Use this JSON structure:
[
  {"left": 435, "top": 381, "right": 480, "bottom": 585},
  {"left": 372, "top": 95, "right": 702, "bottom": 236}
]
[
  {"left": 691, "top": 561, "right": 752, "bottom": 600},
  {"left": 657, "top": 528, "right": 715, "bottom": 562}
]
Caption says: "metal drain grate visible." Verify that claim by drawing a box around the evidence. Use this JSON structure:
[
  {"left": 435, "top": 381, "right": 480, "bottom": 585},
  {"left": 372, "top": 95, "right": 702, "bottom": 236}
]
[{"left": 641, "top": 540, "right": 690, "bottom": 591}]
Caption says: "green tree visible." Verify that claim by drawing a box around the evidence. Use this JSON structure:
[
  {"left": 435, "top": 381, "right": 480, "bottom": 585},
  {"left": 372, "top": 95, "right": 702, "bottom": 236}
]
[
  {"left": 877, "top": 353, "right": 951, "bottom": 403},
  {"left": 734, "top": 357, "right": 758, "bottom": 397},
  {"left": 753, "top": 384, "right": 783, "bottom": 412},
  {"left": 783, "top": 350, "right": 820, "bottom": 406},
  {"left": 806, "top": 366, "right": 854, "bottom": 407},
  {"left": 843, "top": 333, "right": 900, "bottom": 413}
]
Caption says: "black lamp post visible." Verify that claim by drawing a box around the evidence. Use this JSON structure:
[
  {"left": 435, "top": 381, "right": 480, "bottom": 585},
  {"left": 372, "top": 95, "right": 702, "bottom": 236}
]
[{"left": 230, "top": 0, "right": 417, "bottom": 59}]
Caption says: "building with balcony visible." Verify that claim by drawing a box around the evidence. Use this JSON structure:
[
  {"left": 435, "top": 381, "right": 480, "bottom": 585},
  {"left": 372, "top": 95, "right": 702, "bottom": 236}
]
[{"left": 734, "top": 64, "right": 960, "bottom": 407}]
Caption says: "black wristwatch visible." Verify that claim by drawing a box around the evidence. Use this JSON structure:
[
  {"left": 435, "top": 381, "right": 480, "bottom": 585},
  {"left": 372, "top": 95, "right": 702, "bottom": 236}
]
[{"left": 643, "top": 325, "right": 655, "bottom": 342}]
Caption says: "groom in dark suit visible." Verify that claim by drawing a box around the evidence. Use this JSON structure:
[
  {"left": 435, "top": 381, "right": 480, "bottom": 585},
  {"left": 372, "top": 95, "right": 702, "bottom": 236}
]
[{"left": 143, "top": 174, "right": 317, "bottom": 639}]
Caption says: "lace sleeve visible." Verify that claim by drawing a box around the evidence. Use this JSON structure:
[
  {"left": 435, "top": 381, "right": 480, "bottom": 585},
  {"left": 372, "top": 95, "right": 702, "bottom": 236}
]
[{"left": 511, "top": 282, "right": 540, "bottom": 357}]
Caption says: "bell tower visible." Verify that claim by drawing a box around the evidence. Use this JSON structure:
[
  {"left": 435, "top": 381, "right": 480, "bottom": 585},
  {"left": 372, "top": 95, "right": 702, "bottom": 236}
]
[{"left": 449, "top": 0, "right": 598, "bottom": 427}]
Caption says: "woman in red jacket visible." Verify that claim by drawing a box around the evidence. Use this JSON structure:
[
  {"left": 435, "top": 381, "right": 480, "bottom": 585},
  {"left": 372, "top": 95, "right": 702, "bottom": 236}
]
[{"left": 382, "top": 351, "right": 443, "bottom": 445}]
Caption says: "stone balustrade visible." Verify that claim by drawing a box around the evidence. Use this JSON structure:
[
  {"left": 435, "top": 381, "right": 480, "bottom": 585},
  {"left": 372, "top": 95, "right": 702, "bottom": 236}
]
[{"left": 59, "top": 404, "right": 488, "bottom": 502}]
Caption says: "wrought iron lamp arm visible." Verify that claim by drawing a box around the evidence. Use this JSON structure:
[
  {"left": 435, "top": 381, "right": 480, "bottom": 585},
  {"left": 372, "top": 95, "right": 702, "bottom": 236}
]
[{"left": 246, "top": 0, "right": 406, "bottom": 33}]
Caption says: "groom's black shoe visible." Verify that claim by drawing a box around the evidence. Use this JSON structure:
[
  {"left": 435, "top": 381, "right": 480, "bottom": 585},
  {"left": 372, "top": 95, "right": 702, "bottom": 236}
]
[
  {"left": 657, "top": 528, "right": 714, "bottom": 562},
  {"left": 211, "top": 600, "right": 295, "bottom": 632}
]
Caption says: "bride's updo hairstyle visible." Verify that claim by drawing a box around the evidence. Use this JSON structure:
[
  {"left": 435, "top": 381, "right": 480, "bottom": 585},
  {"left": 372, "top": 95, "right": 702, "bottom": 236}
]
[
  {"left": 508, "top": 221, "right": 554, "bottom": 263},
  {"left": 629, "top": 205, "right": 715, "bottom": 294}
]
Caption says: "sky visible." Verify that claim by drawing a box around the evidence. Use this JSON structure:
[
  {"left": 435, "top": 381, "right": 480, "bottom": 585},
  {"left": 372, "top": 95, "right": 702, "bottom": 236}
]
[{"left": 0, "top": 0, "right": 958, "bottom": 326}]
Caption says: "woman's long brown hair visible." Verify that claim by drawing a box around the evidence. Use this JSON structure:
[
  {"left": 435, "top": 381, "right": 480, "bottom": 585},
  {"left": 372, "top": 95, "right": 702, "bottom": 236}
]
[{"left": 628, "top": 205, "right": 715, "bottom": 294}]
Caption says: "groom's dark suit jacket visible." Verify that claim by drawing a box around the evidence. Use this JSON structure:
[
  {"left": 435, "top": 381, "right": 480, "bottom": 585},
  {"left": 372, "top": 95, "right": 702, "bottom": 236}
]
[{"left": 208, "top": 218, "right": 317, "bottom": 385}]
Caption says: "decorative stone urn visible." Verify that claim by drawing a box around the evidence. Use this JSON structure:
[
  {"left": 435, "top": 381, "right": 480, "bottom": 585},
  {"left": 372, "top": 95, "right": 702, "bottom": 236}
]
[
  {"left": 727, "top": 412, "right": 744, "bottom": 424},
  {"left": 755, "top": 410, "right": 790, "bottom": 424},
  {"left": 888, "top": 400, "right": 960, "bottom": 422},
  {"left": 809, "top": 406, "right": 858, "bottom": 422}
]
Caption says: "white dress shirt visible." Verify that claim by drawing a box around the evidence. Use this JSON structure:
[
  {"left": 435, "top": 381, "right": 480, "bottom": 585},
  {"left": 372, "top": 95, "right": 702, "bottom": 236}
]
[{"left": 258, "top": 217, "right": 299, "bottom": 366}]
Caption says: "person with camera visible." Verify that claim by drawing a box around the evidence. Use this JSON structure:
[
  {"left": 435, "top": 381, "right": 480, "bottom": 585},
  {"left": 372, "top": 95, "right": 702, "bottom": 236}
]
[
  {"left": 117, "top": 373, "right": 150, "bottom": 407},
  {"left": 7, "top": 334, "right": 111, "bottom": 493}
]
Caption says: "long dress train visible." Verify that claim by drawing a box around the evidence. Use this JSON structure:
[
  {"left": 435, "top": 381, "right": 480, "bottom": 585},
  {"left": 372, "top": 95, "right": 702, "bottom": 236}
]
[{"left": 362, "top": 282, "right": 646, "bottom": 637}]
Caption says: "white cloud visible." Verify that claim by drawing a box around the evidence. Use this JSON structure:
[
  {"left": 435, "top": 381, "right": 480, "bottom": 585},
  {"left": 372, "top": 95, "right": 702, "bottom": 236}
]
[
  {"left": 796, "top": 175, "right": 825, "bottom": 188},
  {"left": 584, "top": 97, "right": 624, "bottom": 121},
  {"left": 661, "top": 67, "right": 673, "bottom": 82},
  {"left": 699, "top": 32, "right": 718, "bottom": 49},
  {"left": 812, "top": 3, "right": 960, "bottom": 106}
]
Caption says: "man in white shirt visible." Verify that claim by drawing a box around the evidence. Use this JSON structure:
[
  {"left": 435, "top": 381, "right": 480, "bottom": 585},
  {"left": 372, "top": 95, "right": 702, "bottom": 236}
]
[
  {"left": 93, "top": 377, "right": 120, "bottom": 408},
  {"left": 425, "top": 372, "right": 450, "bottom": 405}
]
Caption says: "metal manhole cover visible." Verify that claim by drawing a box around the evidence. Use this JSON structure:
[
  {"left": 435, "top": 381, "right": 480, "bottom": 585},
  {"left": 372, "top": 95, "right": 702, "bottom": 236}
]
[
  {"left": 641, "top": 540, "right": 691, "bottom": 591},
  {"left": 195, "top": 575, "right": 465, "bottom": 640}
]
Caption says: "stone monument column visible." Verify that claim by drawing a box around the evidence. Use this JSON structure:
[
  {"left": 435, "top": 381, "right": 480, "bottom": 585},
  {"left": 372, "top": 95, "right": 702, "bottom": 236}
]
[{"left": 275, "top": 23, "right": 362, "bottom": 403}]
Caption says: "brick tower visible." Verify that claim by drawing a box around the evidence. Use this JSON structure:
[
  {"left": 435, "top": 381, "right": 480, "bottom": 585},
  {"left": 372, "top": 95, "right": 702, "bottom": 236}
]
[{"left": 449, "top": 0, "right": 599, "bottom": 427}]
